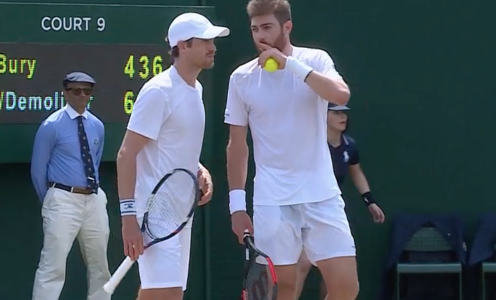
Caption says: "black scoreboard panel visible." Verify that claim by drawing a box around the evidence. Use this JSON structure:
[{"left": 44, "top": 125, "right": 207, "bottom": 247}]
[
  {"left": 0, "top": 3, "right": 217, "bottom": 125},
  {"left": 0, "top": 43, "right": 169, "bottom": 123},
  {"left": 0, "top": 2, "right": 218, "bottom": 163}
]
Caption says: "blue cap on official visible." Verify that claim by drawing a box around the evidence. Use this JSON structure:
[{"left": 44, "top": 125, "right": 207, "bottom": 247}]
[
  {"left": 63, "top": 72, "right": 96, "bottom": 88},
  {"left": 328, "top": 103, "right": 350, "bottom": 111}
]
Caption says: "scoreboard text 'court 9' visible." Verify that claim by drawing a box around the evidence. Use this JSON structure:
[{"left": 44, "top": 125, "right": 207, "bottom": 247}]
[{"left": 0, "top": 3, "right": 184, "bottom": 124}]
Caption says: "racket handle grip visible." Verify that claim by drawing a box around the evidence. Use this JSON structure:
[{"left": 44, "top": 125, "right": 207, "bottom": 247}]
[{"left": 103, "top": 256, "right": 135, "bottom": 294}]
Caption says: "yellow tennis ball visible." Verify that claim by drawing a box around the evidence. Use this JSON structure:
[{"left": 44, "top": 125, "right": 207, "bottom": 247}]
[{"left": 263, "top": 58, "right": 279, "bottom": 72}]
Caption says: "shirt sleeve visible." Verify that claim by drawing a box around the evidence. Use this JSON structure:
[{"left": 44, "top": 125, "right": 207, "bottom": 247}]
[
  {"left": 127, "top": 85, "right": 170, "bottom": 140},
  {"left": 224, "top": 75, "right": 249, "bottom": 126},
  {"left": 347, "top": 138, "right": 360, "bottom": 165},
  {"left": 31, "top": 121, "right": 55, "bottom": 201},
  {"left": 313, "top": 49, "right": 343, "bottom": 80}
]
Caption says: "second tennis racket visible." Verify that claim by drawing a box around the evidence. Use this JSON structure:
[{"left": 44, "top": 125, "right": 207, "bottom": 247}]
[{"left": 104, "top": 167, "right": 200, "bottom": 294}]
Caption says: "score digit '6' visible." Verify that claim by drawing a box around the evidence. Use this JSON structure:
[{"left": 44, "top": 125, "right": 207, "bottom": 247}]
[
  {"left": 124, "top": 91, "right": 134, "bottom": 115},
  {"left": 151, "top": 56, "right": 163, "bottom": 76}
]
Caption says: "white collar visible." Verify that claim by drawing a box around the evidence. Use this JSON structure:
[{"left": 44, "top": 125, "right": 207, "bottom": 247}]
[{"left": 64, "top": 104, "right": 88, "bottom": 120}]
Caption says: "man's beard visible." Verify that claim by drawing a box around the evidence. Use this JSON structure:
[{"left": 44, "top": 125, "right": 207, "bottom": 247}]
[
  {"left": 192, "top": 53, "right": 215, "bottom": 70},
  {"left": 256, "top": 31, "right": 287, "bottom": 53}
]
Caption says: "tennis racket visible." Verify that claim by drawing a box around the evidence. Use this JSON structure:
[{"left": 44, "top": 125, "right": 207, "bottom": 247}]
[
  {"left": 241, "top": 232, "right": 278, "bottom": 300},
  {"left": 103, "top": 168, "right": 200, "bottom": 294}
]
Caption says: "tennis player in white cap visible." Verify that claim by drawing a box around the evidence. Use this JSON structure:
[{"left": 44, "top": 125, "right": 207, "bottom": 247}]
[{"left": 116, "top": 12, "right": 229, "bottom": 300}]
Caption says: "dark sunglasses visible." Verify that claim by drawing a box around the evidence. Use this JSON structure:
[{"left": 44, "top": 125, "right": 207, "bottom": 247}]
[{"left": 66, "top": 87, "right": 93, "bottom": 96}]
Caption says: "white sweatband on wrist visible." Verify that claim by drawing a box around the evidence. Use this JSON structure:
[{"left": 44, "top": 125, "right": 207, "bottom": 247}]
[
  {"left": 229, "top": 190, "right": 247, "bottom": 215},
  {"left": 286, "top": 56, "right": 313, "bottom": 81},
  {"left": 120, "top": 199, "right": 136, "bottom": 216}
]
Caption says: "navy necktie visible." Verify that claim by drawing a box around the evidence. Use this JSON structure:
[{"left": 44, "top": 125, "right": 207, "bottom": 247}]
[{"left": 77, "top": 116, "right": 98, "bottom": 193}]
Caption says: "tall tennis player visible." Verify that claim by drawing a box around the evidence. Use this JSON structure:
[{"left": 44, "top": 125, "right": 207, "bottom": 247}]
[
  {"left": 225, "top": 1, "right": 359, "bottom": 300},
  {"left": 116, "top": 12, "right": 229, "bottom": 300}
]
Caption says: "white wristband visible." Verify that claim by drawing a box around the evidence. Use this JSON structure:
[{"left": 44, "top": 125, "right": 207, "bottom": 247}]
[
  {"left": 120, "top": 199, "right": 136, "bottom": 216},
  {"left": 229, "top": 189, "right": 247, "bottom": 215},
  {"left": 286, "top": 56, "right": 313, "bottom": 81}
]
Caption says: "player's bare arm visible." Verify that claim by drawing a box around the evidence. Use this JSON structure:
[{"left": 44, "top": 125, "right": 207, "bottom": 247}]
[
  {"left": 304, "top": 69, "right": 349, "bottom": 105},
  {"left": 258, "top": 43, "right": 350, "bottom": 105},
  {"left": 348, "top": 164, "right": 370, "bottom": 195},
  {"left": 227, "top": 126, "right": 249, "bottom": 190},
  {"left": 226, "top": 125, "right": 253, "bottom": 243},
  {"left": 349, "top": 164, "right": 385, "bottom": 223},
  {"left": 116, "top": 130, "right": 151, "bottom": 260},
  {"left": 197, "top": 162, "right": 213, "bottom": 205}
]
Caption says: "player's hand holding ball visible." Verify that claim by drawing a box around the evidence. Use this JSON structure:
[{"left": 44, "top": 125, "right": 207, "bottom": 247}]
[
  {"left": 263, "top": 58, "right": 279, "bottom": 72},
  {"left": 258, "top": 42, "right": 286, "bottom": 71}
]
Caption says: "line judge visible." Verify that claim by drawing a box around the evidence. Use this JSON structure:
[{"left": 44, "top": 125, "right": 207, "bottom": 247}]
[{"left": 30, "top": 72, "right": 110, "bottom": 300}]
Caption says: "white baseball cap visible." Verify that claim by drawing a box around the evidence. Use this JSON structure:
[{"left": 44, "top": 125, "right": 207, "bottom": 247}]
[{"left": 167, "top": 12, "right": 230, "bottom": 48}]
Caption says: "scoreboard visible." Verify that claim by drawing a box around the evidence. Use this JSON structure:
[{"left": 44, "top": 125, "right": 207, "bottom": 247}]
[
  {"left": 0, "top": 2, "right": 218, "bottom": 163},
  {"left": 1, "top": 43, "right": 168, "bottom": 123},
  {"left": 0, "top": 3, "right": 216, "bottom": 124}
]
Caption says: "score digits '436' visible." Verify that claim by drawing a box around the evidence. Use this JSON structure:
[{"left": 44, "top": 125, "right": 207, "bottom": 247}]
[
  {"left": 124, "top": 54, "right": 165, "bottom": 80},
  {"left": 123, "top": 54, "right": 168, "bottom": 115}
]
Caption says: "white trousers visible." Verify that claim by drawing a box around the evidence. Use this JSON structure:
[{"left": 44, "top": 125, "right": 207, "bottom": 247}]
[{"left": 32, "top": 187, "right": 111, "bottom": 300}]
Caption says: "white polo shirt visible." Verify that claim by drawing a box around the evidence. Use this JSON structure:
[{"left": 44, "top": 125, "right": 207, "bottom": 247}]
[
  {"left": 224, "top": 46, "right": 342, "bottom": 206},
  {"left": 127, "top": 66, "right": 205, "bottom": 218}
]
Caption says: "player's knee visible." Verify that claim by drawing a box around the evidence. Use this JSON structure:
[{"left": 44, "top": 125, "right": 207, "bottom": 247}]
[
  {"left": 274, "top": 265, "right": 298, "bottom": 296},
  {"left": 318, "top": 257, "right": 359, "bottom": 300},
  {"left": 279, "top": 280, "right": 298, "bottom": 298},
  {"left": 326, "top": 276, "right": 359, "bottom": 300},
  {"left": 343, "top": 278, "right": 359, "bottom": 300},
  {"left": 278, "top": 273, "right": 298, "bottom": 288}
]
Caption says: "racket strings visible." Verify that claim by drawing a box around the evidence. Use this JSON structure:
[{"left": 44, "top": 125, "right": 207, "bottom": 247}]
[
  {"left": 145, "top": 171, "right": 197, "bottom": 239},
  {"left": 246, "top": 261, "right": 274, "bottom": 300}
]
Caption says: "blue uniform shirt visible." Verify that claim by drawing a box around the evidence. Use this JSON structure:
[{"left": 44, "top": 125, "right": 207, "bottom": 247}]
[
  {"left": 31, "top": 105, "right": 105, "bottom": 201},
  {"left": 328, "top": 134, "right": 359, "bottom": 187}
]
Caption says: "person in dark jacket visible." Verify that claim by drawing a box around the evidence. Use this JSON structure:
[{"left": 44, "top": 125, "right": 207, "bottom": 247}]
[{"left": 295, "top": 103, "right": 386, "bottom": 300}]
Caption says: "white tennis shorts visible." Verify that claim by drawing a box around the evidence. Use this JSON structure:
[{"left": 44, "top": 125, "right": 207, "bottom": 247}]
[
  {"left": 137, "top": 218, "right": 192, "bottom": 290},
  {"left": 253, "top": 195, "right": 356, "bottom": 265}
]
